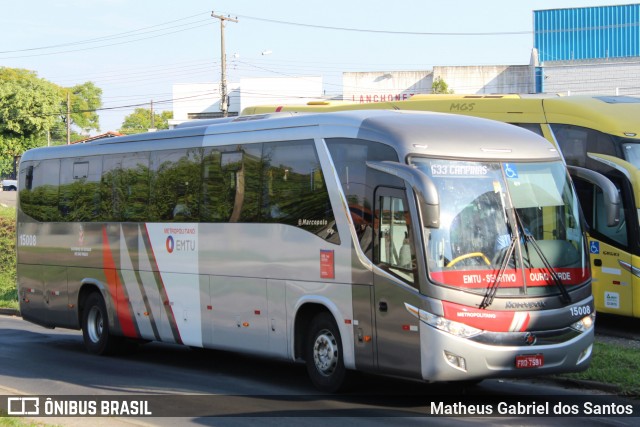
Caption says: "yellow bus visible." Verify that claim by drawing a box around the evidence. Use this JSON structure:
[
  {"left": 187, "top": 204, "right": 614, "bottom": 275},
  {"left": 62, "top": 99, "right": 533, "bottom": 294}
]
[{"left": 243, "top": 94, "right": 640, "bottom": 319}]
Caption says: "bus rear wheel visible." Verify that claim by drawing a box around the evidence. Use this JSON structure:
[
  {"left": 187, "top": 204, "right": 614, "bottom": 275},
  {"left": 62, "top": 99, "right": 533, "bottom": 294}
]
[
  {"left": 82, "top": 292, "right": 120, "bottom": 355},
  {"left": 305, "top": 312, "right": 347, "bottom": 392}
]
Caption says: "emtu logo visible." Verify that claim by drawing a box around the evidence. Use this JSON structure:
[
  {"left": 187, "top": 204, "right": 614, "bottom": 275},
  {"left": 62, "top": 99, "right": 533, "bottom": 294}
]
[{"left": 166, "top": 235, "right": 175, "bottom": 253}]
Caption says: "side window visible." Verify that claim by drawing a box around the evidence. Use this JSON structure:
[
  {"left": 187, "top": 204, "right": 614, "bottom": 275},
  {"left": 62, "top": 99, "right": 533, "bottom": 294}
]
[
  {"left": 594, "top": 187, "right": 627, "bottom": 247},
  {"left": 150, "top": 149, "right": 202, "bottom": 222},
  {"left": 572, "top": 174, "right": 631, "bottom": 250},
  {"left": 263, "top": 140, "right": 338, "bottom": 242},
  {"left": 19, "top": 159, "right": 60, "bottom": 222},
  {"left": 325, "top": 138, "right": 399, "bottom": 256},
  {"left": 201, "top": 144, "right": 263, "bottom": 223},
  {"left": 375, "top": 190, "right": 417, "bottom": 287},
  {"left": 551, "top": 124, "right": 618, "bottom": 167},
  {"left": 511, "top": 123, "right": 544, "bottom": 137},
  {"left": 59, "top": 157, "right": 102, "bottom": 221},
  {"left": 101, "top": 153, "right": 150, "bottom": 221}
]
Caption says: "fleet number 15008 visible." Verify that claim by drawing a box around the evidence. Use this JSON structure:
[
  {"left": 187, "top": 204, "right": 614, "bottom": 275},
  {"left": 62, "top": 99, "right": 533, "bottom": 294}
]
[
  {"left": 570, "top": 305, "right": 591, "bottom": 317},
  {"left": 19, "top": 234, "right": 37, "bottom": 246}
]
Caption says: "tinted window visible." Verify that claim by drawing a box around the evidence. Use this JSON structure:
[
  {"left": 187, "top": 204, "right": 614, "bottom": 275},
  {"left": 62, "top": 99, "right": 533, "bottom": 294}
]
[
  {"left": 19, "top": 159, "right": 60, "bottom": 221},
  {"left": 150, "top": 149, "right": 202, "bottom": 222},
  {"left": 263, "top": 140, "right": 337, "bottom": 241},
  {"left": 58, "top": 157, "right": 102, "bottom": 221},
  {"left": 512, "top": 123, "right": 544, "bottom": 137},
  {"left": 326, "top": 138, "right": 399, "bottom": 256},
  {"left": 551, "top": 124, "right": 618, "bottom": 167},
  {"left": 375, "top": 191, "right": 417, "bottom": 287},
  {"left": 573, "top": 172, "right": 632, "bottom": 251},
  {"left": 201, "top": 144, "right": 263, "bottom": 223},
  {"left": 101, "top": 153, "right": 150, "bottom": 221}
]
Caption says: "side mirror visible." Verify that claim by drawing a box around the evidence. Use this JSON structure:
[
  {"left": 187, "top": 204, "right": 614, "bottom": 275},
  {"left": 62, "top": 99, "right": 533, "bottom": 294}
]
[
  {"left": 567, "top": 165, "right": 621, "bottom": 227},
  {"left": 366, "top": 161, "right": 440, "bottom": 228}
]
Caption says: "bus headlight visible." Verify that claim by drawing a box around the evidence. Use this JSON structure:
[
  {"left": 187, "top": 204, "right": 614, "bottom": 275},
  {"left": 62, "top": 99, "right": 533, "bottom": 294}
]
[
  {"left": 570, "top": 312, "right": 596, "bottom": 333},
  {"left": 421, "top": 310, "right": 482, "bottom": 338}
]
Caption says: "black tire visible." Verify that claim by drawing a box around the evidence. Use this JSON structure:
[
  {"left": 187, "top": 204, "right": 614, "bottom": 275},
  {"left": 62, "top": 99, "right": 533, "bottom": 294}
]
[
  {"left": 82, "top": 292, "right": 120, "bottom": 355},
  {"left": 305, "top": 312, "right": 347, "bottom": 393}
]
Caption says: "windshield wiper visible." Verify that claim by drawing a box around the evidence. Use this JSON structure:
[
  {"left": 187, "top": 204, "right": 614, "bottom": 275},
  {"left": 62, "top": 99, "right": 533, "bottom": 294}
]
[
  {"left": 479, "top": 225, "right": 517, "bottom": 309},
  {"left": 516, "top": 212, "right": 572, "bottom": 305}
]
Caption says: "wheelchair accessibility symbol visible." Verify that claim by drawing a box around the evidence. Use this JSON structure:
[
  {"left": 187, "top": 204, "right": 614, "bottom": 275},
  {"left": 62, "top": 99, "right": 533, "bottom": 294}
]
[
  {"left": 590, "top": 241, "right": 600, "bottom": 254},
  {"left": 503, "top": 163, "right": 518, "bottom": 179}
]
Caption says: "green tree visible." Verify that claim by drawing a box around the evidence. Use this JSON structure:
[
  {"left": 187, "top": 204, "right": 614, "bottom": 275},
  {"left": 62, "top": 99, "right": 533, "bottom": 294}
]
[
  {"left": 0, "top": 68, "right": 60, "bottom": 175},
  {"left": 0, "top": 67, "right": 104, "bottom": 175},
  {"left": 0, "top": 68, "right": 60, "bottom": 137},
  {"left": 432, "top": 76, "right": 454, "bottom": 94},
  {"left": 119, "top": 108, "right": 173, "bottom": 135},
  {"left": 68, "top": 81, "right": 102, "bottom": 133}
]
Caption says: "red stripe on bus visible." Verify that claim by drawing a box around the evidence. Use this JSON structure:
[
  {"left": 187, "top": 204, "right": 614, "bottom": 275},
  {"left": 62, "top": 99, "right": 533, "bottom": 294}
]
[
  {"left": 102, "top": 226, "right": 138, "bottom": 338},
  {"left": 144, "top": 223, "right": 183, "bottom": 345}
]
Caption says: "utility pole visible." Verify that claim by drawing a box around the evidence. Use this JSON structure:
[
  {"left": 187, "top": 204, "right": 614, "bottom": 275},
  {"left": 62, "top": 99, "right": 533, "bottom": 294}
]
[
  {"left": 211, "top": 11, "right": 238, "bottom": 117},
  {"left": 66, "top": 91, "right": 71, "bottom": 145},
  {"left": 150, "top": 99, "right": 155, "bottom": 130}
]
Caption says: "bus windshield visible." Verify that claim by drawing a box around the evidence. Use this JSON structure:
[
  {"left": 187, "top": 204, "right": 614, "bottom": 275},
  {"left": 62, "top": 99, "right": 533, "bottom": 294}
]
[
  {"left": 621, "top": 139, "right": 640, "bottom": 169},
  {"left": 410, "top": 158, "right": 588, "bottom": 298}
]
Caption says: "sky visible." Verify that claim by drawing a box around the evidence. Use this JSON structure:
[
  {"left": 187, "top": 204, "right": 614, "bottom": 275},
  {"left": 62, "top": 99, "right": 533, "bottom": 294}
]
[{"left": 0, "top": 0, "right": 629, "bottom": 134}]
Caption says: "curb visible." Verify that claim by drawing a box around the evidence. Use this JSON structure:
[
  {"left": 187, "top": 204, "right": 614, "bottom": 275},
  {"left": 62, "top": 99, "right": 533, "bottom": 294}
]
[
  {"left": 537, "top": 376, "right": 623, "bottom": 395},
  {"left": 0, "top": 307, "right": 20, "bottom": 316}
]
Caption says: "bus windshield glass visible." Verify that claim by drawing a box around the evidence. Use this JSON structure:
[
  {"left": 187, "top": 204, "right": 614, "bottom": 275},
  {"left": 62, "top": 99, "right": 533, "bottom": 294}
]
[
  {"left": 621, "top": 139, "right": 640, "bottom": 168},
  {"left": 410, "top": 158, "right": 588, "bottom": 297}
]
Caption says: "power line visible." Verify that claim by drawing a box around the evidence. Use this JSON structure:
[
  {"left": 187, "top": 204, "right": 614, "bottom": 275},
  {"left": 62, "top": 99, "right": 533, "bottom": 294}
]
[
  {"left": 235, "top": 14, "right": 530, "bottom": 36},
  {"left": 0, "top": 21, "right": 212, "bottom": 60},
  {"left": 0, "top": 12, "right": 210, "bottom": 54}
]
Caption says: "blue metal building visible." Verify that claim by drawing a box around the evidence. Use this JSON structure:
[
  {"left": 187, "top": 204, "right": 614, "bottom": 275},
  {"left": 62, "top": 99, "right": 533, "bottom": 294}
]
[
  {"left": 534, "top": 4, "right": 640, "bottom": 94},
  {"left": 534, "top": 4, "right": 640, "bottom": 62}
]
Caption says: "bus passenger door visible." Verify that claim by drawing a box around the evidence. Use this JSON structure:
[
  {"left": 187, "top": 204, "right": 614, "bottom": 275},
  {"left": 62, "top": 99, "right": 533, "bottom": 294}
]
[
  {"left": 372, "top": 187, "right": 423, "bottom": 378},
  {"left": 573, "top": 173, "right": 636, "bottom": 316}
]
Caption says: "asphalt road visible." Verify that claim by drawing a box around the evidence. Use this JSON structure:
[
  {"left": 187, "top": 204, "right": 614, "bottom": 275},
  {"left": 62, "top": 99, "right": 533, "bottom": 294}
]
[
  {"left": 0, "top": 314, "right": 638, "bottom": 426},
  {"left": 0, "top": 189, "right": 16, "bottom": 208}
]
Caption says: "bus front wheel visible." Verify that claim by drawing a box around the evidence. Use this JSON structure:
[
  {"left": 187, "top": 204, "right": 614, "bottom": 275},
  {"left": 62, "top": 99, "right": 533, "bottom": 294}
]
[
  {"left": 82, "top": 292, "right": 119, "bottom": 355},
  {"left": 305, "top": 312, "right": 347, "bottom": 392}
]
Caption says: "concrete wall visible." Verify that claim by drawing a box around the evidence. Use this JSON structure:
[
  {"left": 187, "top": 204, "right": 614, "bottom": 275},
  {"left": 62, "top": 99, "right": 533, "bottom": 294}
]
[
  {"left": 540, "top": 59, "right": 640, "bottom": 96},
  {"left": 342, "top": 71, "right": 433, "bottom": 103},
  {"left": 342, "top": 67, "right": 534, "bottom": 103},
  {"left": 434, "top": 65, "right": 534, "bottom": 94}
]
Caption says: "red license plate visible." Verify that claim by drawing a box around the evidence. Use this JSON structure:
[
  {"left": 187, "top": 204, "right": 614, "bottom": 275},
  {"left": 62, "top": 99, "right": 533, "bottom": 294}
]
[{"left": 515, "top": 354, "right": 544, "bottom": 368}]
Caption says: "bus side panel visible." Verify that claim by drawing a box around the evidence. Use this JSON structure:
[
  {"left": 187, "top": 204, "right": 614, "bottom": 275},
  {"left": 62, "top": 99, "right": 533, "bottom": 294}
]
[
  {"left": 210, "top": 275, "right": 269, "bottom": 354},
  {"left": 42, "top": 265, "right": 73, "bottom": 329},
  {"left": 17, "top": 264, "right": 47, "bottom": 327},
  {"left": 633, "top": 255, "right": 640, "bottom": 318},
  {"left": 591, "top": 239, "right": 634, "bottom": 316},
  {"left": 373, "top": 273, "right": 422, "bottom": 379},
  {"left": 266, "top": 279, "right": 288, "bottom": 358},
  {"left": 352, "top": 284, "right": 375, "bottom": 371},
  {"left": 17, "top": 264, "right": 73, "bottom": 329}
]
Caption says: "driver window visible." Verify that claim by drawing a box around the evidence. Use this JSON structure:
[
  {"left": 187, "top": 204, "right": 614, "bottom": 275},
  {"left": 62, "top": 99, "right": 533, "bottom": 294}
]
[
  {"left": 375, "top": 193, "right": 417, "bottom": 287},
  {"left": 595, "top": 187, "right": 628, "bottom": 247},
  {"left": 572, "top": 174, "right": 629, "bottom": 250}
]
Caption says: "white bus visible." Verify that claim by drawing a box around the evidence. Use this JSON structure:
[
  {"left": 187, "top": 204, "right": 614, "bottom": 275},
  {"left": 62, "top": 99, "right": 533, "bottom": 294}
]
[{"left": 16, "top": 110, "right": 611, "bottom": 391}]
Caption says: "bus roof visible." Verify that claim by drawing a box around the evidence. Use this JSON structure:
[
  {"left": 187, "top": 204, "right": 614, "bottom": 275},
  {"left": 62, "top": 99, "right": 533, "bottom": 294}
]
[
  {"left": 21, "top": 110, "right": 560, "bottom": 162},
  {"left": 242, "top": 94, "right": 640, "bottom": 140}
]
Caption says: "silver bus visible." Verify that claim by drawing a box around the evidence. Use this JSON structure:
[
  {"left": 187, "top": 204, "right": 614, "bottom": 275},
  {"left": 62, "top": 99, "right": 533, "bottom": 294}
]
[{"left": 16, "top": 110, "right": 607, "bottom": 391}]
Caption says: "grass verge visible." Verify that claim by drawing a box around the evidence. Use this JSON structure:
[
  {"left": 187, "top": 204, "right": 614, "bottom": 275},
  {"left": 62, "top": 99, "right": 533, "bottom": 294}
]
[
  {"left": 554, "top": 341, "right": 640, "bottom": 396},
  {"left": 0, "top": 416, "right": 53, "bottom": 427},
  {"left": 0, "top": 206, "right": 17, "bottom": 310}
]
